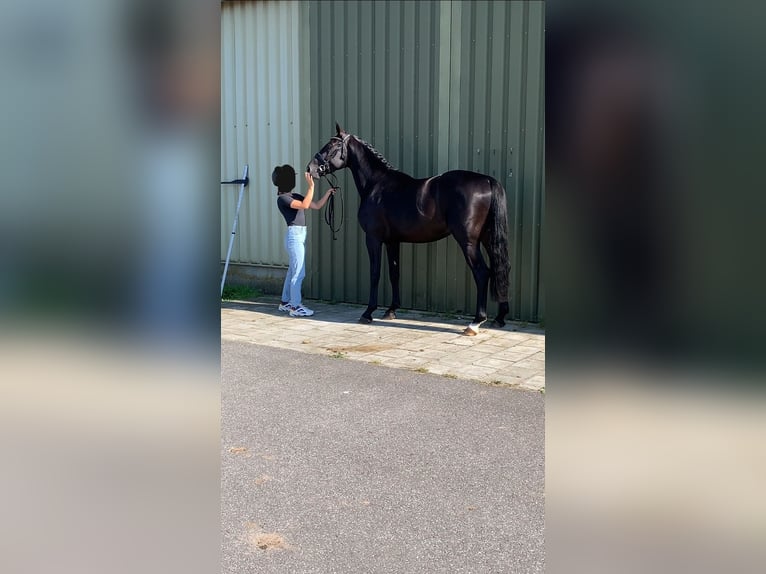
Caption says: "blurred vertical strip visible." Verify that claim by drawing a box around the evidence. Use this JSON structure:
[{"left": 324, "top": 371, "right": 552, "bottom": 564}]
[
  {"left": 546, "top": 1, "right": 766, "bottom": 573},
  {"left": 0, "top": 1, "right": 220, "bottom": 573},
  {"left": 0, "top": 0, "right": 220, "bottom": 353},
  {"left": 546, "top": 0, "right": 766, "bottom": 375}
]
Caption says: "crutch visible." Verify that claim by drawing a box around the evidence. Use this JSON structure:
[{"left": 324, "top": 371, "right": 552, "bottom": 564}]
[{"left": 220, "top": 164, "right": 249, "bottom": 297}]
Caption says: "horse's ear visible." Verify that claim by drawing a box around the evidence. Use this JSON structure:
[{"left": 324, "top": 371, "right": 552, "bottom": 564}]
[{"left": 335, "top": 122, "right": 344, "bottom": 135}]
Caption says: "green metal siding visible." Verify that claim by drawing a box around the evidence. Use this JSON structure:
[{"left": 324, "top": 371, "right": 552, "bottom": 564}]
[
  {"left": 220, "top": 0, "right": 544, "bottom": 321},
  {"left": 305, "top": 0, "right": 544, "bottom": 321},
  {"left": 220, "top": 0, "right": 310, "bottom": 268}
]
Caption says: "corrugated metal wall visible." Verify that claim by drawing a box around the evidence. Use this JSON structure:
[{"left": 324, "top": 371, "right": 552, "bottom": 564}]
[
  {"left": 306, "top": 0, "right": 544, "bottom": 321},
  {"left": 220, "top": 0, "right": 309, "bottom": 267},
  {"left": 221, "top": 0, "right": 544, "bottom": 322}
]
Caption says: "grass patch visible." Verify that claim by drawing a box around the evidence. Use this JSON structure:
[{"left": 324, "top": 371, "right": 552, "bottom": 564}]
[
  {"left": 329, "top": 350, "right": 347, "bottom": 359},
  {"left": 222, "top": 284, "right": 262, "bottom": 301},
  {"left": 414, "top": 366, "right": 429, "bottom": 374},
  {"left": 444, "top": 373, "right": 458, "bottom": 379}
]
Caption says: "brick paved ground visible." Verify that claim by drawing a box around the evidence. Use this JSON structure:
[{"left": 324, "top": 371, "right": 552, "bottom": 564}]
[{"left": 221, "top": 296, "right": 545, "bottom": 391}]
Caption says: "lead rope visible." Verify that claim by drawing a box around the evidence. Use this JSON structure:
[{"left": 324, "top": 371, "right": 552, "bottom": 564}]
[{"left": 323, "top": 172, "right": 344, "bottom": 240}]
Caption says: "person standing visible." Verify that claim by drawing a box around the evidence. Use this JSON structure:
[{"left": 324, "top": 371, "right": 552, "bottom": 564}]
[{"left": 273, "top": 164, "right": 335, "bottom": 317}]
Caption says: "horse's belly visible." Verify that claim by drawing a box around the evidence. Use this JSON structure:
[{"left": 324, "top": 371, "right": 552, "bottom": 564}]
[
  {"left": 359, "top": 203, "right": 449, "bottom": 243},
  {"left": 392, "top": 223, "right": 450, "bottom": 243}
]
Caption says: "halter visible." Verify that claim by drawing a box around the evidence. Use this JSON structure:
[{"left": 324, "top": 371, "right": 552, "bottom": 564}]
[{"left": 314, "top": 133, "right": 351, "bottom": 177}]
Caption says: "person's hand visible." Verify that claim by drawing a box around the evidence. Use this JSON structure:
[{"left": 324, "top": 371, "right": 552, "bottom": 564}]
[{"left": 304, "top": 171, "right": 314, "bottom": 190}]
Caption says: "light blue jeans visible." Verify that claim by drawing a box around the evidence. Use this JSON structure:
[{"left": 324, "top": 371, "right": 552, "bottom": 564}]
[{"left": 281, "top": 225, "right": 307, "bottom": 307}]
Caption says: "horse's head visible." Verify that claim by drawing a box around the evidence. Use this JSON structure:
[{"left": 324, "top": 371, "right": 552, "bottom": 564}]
[{"left": 306, "top": 123, "right": 352, "bottom": 180}]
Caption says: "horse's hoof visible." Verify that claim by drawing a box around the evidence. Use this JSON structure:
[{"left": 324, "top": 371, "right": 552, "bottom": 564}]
[
  {"left": 490, "top": 320, "right": 506, "bottom": 329},
  {"left": 462, "top": 326, "right": 479, "bottom": 336},
  {"left": 382, "top": 311, "right": 396, "bottom": 320},
  {"left": 359, "top": 316, "right": 373, "bottom": 324}
]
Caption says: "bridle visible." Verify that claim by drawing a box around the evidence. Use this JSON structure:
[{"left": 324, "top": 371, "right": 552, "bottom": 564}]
[
  {"left": 313, "top": 133, "right": 351, "bottom": 177},
  {"left": 314, "top": 133, "right": 351, "bottom": 240}
]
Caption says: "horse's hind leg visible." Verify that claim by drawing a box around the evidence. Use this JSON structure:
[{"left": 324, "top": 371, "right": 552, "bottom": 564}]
[
  {"left": 480, "top": 236, "right": 509, "bottom": 329},
  {"left": 454, "top": 237, "right": 489, "bottom": 335},
  {"left": 493, "top": 301, "right": 509, "bottom": 328},
  {"left": 382, "top": 242, "right": 401, "bottom": 320}
]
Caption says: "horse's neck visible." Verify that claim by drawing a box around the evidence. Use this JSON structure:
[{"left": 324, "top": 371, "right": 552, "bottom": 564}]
[{"left": 347, "top": 139, "right": 390, "bottom": 196}]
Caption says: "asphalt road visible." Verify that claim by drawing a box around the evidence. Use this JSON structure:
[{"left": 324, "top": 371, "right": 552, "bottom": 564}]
[{"left": 222, "top": 340, "right": 545, "bottom": 573}]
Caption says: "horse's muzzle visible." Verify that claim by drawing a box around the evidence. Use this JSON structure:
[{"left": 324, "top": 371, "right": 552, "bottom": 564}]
[{"left": 310, "top": 152, "right": 331, "bottom": 178}]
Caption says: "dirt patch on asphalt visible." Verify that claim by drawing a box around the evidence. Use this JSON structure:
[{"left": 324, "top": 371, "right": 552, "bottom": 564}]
[
  {"left": 252, "top": 532, "right": 287, "bottom": 550},
  {"left": 246, "top": 522, "right": 288, "bottom": 551}
]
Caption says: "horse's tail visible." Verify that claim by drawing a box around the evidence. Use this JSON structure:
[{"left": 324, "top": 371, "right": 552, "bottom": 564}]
[{"left": 486, "top": 179, "right": 511, "bottom": 302}]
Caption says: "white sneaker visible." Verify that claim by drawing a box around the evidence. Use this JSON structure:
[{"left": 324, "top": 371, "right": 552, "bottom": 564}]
[
  {"left": 289, "top": 305, "right": 314, "bottom": 317},
  {"left": 278, "top": 303, "right": 291, "bottom": 312}
]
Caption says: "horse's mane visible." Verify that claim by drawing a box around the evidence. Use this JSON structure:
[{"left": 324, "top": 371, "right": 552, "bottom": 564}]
[{"left": 354, "top": 136, "right": 396, "bottom": 170}]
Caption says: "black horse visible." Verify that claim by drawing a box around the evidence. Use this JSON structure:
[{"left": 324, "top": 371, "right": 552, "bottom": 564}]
[{"left": 307, "top": 124, "right": 510, "bottom": 335}]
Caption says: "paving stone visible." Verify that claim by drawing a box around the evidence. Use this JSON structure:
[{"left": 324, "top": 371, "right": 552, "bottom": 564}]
[
  {"left": 371, "top": 348, "right": 412, "bottom": 359},
  {"left": 415, "top": 349, "right": 452, "bottom": 360},
  {"left": 498, "top": 365, "right": 541, "bottom": 381},
  {"left": 450, "top": 365, "right": 500, "bottom": 379},
  {"left": 521, "top": 375, "right": 546, "bottom": 391},
  {"left": 496, "top": 347, "right": 540, "bottom": 362},
  {"left": 512, "top": 358, "right": 546, "bottom": 371},
  {"left": 421, "top": 363, "right": 453, "bottom": 375},
  {"left": 221, "top": 297, "right": 545, "bottom": 390},
  {"left": 384, "top": 356, "right": 428, "bottom": 368},
  {"left": 477, "top": 357, "right": 516, "bottom": 370}
]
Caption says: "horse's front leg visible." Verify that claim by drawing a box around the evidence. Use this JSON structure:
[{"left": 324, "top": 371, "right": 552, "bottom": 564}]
[
  {"left": 360, "top": 234, "right": 383, "bottom": 324},
  {"left": 382, "top": 242, "right": 401, "bottom": 320}
]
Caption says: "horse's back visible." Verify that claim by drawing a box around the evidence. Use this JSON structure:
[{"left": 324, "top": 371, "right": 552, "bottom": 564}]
[
  {"left": 438, "top": 169, "right": 500, "bottom": 188},
  {"left": 432, "top": 170, "right": 500, "bottom": 206}
]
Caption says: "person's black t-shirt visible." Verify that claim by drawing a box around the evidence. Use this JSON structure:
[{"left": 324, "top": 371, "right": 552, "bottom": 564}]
[{"left": 277, "top": 193, "right": 306, "bottom": 226}]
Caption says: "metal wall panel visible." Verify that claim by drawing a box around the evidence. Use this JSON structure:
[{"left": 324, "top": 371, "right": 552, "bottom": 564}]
[
  {"left": 220, "top": 0, "right": 308, "bottom": 267},
  {"left": 306, "top": 0, "right": 544, "bottom": 321},
  {"left": 221, "top": 0, "right": 544, "bottom": 321}
]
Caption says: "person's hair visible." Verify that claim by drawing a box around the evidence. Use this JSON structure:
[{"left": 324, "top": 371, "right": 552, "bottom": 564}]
[{"left": 272, "top": 164, "right": 296, "bottom": 194}]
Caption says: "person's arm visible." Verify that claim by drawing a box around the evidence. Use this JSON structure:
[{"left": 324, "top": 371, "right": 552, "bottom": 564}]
[
  {"left": 289, "top": 172, "right": 315, "bottom": 210},
  {"left": 309, "top": 187, "right": 336, "bottom": 210}
]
